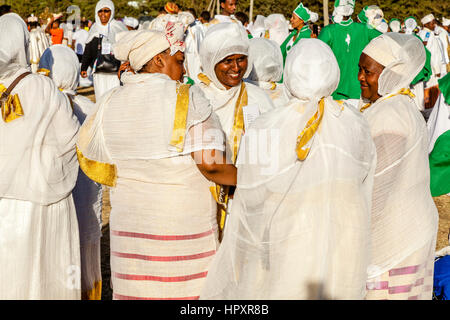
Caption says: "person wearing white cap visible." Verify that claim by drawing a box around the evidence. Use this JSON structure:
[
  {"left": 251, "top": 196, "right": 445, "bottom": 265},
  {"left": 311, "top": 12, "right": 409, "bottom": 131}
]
[
  {"left": 27, "top": 14, "right": 50, "bottom": 73},
  {"left": 245, "top": 37, "right": 289, "bottom": 108},
  {"left": 358, "top": 33, "right": 438, "bottom": 300},
  {"left": 0, "top": 13, "right": 81, "bottom": 299},
  {"left": 77, "top": 28, "right": 237, "bottom": 300},
  {"left": 80, "top": 0, "right": 127, "bottom": 101},
  {"left": 421, "top": 13, "right": 448, "bottom": 78},
  {"left": 389, "top": 18, "right": 401, "bottom": 33},
  {"left": 200, "top": 38, "right": 376, "bottom": 300},
  {"left": 123, "top": 16, "right": 139, "bottom": 30},
  {"left": 318, "top": 0, "right": 381, "bottom": 108},
  {"left": 434, "top": 18, "right": 450, "bottom": 73},
  {"left": 38, "top": 45, "right": 103, "bottom": 300},
  {"left": 280, "top": 3, "right": 317, "bottom": 66},
  {"left": 194, "top": 22, "right": 275, "bottom": 236},
  {"left": 404, "top": 16, "right": 418, "bottom": 35}
]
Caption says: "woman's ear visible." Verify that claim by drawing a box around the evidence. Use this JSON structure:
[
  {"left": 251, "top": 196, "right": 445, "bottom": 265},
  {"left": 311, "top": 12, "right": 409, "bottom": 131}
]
[{"left": 153, "top": 53, "right": 166, "bottom": 69}]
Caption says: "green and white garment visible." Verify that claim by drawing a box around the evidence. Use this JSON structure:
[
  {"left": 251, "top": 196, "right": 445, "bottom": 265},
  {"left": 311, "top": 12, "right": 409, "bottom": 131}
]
[{"left": 428, "top": 73, "right": 450, "bottom": 197}]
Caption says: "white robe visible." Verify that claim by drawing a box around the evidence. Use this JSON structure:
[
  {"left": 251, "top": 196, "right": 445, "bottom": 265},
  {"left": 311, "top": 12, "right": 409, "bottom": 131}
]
[{"left": 0, "top": 69, "right": 81, "bottom": 299}]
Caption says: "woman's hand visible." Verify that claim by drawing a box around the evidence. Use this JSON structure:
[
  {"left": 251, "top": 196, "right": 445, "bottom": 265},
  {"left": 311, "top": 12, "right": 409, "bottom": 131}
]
[{"left": 118, "top": 61, "right": 134, "bottom": 79}]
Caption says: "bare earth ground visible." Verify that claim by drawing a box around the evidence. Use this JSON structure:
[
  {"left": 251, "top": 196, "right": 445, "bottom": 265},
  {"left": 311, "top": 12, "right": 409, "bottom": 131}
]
[{"left": 78, "top": 86, "right": 450, "bottom": 300}]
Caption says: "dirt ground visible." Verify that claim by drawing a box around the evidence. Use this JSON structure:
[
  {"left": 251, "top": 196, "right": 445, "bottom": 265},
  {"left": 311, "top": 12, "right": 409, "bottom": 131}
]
[{"left": 77, "top": 86, "right": 450, "bottom": 300}]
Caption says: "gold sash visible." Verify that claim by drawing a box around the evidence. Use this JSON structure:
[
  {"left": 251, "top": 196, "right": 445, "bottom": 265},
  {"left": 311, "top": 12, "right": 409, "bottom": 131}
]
[
  {"left": 360, "top": 88, "right": 415, "bottom": 113},
  {"left": 295, "top": 98, "right": 325, "bottom": 161},
  {"left": 76, "top": 146, "right": 117, "bottom": 187}
]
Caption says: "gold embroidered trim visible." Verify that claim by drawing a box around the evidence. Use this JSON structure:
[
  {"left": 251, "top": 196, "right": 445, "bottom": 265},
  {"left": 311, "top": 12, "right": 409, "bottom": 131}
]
[{"left": 76, "top": 146, "right": 117, "bottom": 187}]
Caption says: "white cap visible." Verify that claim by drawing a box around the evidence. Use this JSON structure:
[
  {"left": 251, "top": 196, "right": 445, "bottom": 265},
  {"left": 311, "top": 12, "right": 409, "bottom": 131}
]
[
  {"left": 421, "top": 14, "right": 435, "bottom": 25},
  {"left": 443, "top": 17, "right": 450, "bottom": 27}
]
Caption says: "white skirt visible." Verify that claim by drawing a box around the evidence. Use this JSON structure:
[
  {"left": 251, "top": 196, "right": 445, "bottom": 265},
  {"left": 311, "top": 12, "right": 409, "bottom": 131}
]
[{"left": 0, "top": 195, "right": 81, "bottom": 300}]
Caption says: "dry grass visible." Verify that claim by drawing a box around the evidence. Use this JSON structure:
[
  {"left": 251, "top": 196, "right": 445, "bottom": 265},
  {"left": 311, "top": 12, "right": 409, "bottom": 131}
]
[{"left": 80, "top": 86, "right": 450, "bottom": 300}]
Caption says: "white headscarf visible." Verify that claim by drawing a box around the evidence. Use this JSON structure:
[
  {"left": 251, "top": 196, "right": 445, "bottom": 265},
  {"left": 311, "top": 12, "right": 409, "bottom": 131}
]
[
  {"left": 113, "top": 30, "right": 171, "bottom": 72},
  {"left": 0, "top": 13, "right": 30, "bottom": 78},
  {"left": 123, "top": 16, "right": 139, "bottom": 29},
  {"left": 247, "top": 38, "right": 283, "bottom": 83},
  {"left": 264, "top": 14, "right": 290, "bottom": 46},
  {"left": 249, "top": 15, "right": 266, "bottom": 38},
  {"left": 404, "top": 17, "right": 417, "bottom": 34},
  {"left": 199, "top": 22, "right": 252, "bottom": 90},
  {"left": 284, "top": 38, "right": 340, "bottom": 103},
  {"left": 38, "top": 45, "right": 80, "bottom": 95},
  {"left": 86, "top": 0, "right": 127, "bottom": 44},
  {"left": 332, "top": 0, "right": 355, "bottom": 24},
  {"left": 362, "top": 33, "right": 426, "bottom": 97}
]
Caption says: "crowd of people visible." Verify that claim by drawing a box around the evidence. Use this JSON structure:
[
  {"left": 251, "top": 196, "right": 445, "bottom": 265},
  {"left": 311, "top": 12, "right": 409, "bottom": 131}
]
[{"left": 0, "top": 0, "right": 449, "bottom": 300}]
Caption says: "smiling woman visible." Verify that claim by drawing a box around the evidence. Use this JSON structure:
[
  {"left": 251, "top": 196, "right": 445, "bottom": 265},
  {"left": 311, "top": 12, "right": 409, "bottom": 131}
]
[
  {"left": 214, "top": 54, "right": 248, "bottom": 89},
  {"left": 358, "top": 52, "right": 385, "bottom": 103}
]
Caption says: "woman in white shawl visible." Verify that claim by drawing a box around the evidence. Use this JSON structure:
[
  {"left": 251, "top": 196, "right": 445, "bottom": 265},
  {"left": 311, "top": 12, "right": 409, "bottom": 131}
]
[
  {"left": 0, "top": 13, "right": 81, "bottom": 299},
  {"left": 194, "top": 22, "right": 275, "bottom": 233},
  {"left": 77, "top": 29, "right": 236, "bottom": 300},
  {"left": 80, "top": 0, "right": 127, "bottom": 101},
  {"left": 245, "top": 37, "right": 289, "bottom": 108},
  {"left": 358, "top": 33, "right": 439, "bottom": 300},
  {"left": 200, "top": 38, "right": 377, "bottom": 300},
  {"left": 38, "top": 45, "right": 103, "bottom": 300}
]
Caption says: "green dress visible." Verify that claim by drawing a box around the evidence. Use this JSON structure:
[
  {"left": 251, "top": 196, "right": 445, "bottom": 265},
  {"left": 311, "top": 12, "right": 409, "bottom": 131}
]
[
  {"left": 280, "top": 26, "right": 311, "bottom": 82},
  {"left": 429, "top": 73, "right": 450, "bottom": 197},
  {"left": 318, "top": 19, "right": 381, "bottom": 100}
]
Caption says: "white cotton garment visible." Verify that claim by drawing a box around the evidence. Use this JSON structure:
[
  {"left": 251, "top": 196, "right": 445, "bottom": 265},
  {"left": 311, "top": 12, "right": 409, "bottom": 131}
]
[
  {"left": 200, "top": 39, "right": 377, "bottom": 300},
  {"left": 0, "top": 14, "right": 81, "bottom": 300},
  {"left": 264, "top": 14, "right": 290, "bottom": 46},
  {"left": 29, "top": 27, "right": 50, "bottom": 73},
  {"left": 245, "top": 38, "right": 289, "bottom": 108},
  {"left": 77, "top": 71, "right": 226, "bottom": 300},
  {"left": 361, "top": 33, "right": 438, "bottom": 299}
]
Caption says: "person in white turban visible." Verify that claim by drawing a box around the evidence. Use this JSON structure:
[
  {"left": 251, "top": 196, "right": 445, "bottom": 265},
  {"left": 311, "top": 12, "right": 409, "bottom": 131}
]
[
  {"left": 38, "top": 45, "right": 103, "bottom": 300},
  {"left": 80, "top": 0, "right": 128, "bottom": 101},
  {"left": 318, "top": 0, "right": 381, "bottom": 108},
  {"left": 77, "top": 29, "right": 237, "bottom": 300},
  {"left": 200, "top": 38, "right": 376, "bottom": 300},
  {"left": 245, "top": 38, "right": 289, "bottom": 108},
  {"left": 421, "top": 14, "right": 448, "bottom": 80},
  {"left": 264, "top": 13, "right": 290, "bottom": 46},
  {"left": 194, "top": 22, "right": 275, "bottom": 236},
  {"left": 123, "top": 16, "right": 139, "bottom": 30},
  {"left": 358, "top": 33, "right": 439, "bottom": 300},
  {"left": 0, "top": 13, "right": 81, "bottom": 299}
]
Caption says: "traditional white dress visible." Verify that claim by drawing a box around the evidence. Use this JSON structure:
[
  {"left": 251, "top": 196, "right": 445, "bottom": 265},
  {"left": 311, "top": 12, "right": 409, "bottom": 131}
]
[
  {"left": 29, "top": 27, "right": 50, "bottom": 73},
  {"left": 201, "top": 39, "right": 377, "bottom": 300},
  {"left": 360, "top": 33, "right": 439, "bottom": 300},
  {"left": 77, "top": 72, "right": 226, "bottom": 300},
  {"left": 0, "top": 69, "right": 81, "bottom": 300},
  {"left": 38, "top": 44, "right": 104, "bottom": 299}
]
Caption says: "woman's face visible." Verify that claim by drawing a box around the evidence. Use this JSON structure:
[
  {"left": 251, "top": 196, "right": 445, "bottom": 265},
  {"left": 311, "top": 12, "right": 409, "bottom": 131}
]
[
  {"left": 98, "top": 7, "right": 112, "bottom": 25},
  {"left": 214, "top": 54, "right": 248, "bottom": 90},
  {"left": 159, "top": 50, "right": 186, "bottom": 82},
  {"left": 290, "top": 13, "right": 304, "bottom": 29},
  {"left": 358, "top": 53, "right": 385, "bottom": 102}
]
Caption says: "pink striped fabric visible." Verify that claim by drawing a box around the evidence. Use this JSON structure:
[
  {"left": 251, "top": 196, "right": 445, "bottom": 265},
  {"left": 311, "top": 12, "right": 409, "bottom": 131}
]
[
  {"left": 112, "top": 250, "right": 216, "bottom": 262},
  {"left": 114, "top": 293, "right": 200, "bottom": 300},
  {"left": 112, "top": 271, "right": 208, "bottom": 282},
  {"left": 111, "top": 229, "right": 214, "bottom": 241},
  {"left": 389, "top": 265, "right": 419, "bottom": 276}
]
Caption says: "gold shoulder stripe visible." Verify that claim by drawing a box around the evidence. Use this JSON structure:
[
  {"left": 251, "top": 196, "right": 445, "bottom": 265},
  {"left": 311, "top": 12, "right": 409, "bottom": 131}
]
[
  {"left": 169, "top": 83, "right": 191, "bottom": 152},
  {"left": 76, "top": 146, "right": 117, "bottom": 187}
]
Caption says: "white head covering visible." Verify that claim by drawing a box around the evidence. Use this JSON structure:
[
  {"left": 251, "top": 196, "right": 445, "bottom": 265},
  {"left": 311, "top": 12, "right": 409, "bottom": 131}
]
[
  {"left": 442, "top": 17, "right": 450, "bottom": 27},
  {"left": 362, "top": 32, "right": 426, "bottom": 97},
  {"left": 264, "top": 14, "right": 290, "bottom": 46},
  {"left": 332, "top": 0, "right": 355, "bottom": 24},
  {"left": 123, "top": 16, "right": 139, "bottom": 29},
  {"left": 86, "top": 0, "right": 127, "bottom": 43},
  {"left": 404, "top": 16, "right": 418, "bottom": 34},
  {"left": 389, "top": 19, "right": 401, "bottom": 33},
  {"left": 113, "top": 30, "right": 171, "bottom": 72},
  {"left": 284, "top": 38, "right": 340, "bottom": 103},
  {"left": 38, "top": 45, "right": 80, "bottom": 95},
  {"left": 376, "top": 20, "right": 389, "bottom": 33},
  {"left": 0, "top": 13, "right": 30, "bottom": 78},
  {"left": 199, "top": 22, "right": 252, "bottom": 90},
  {"left": 421, "top": 13, "right": 435, "bottom": 25},
  {"left": 247, "top": 38, "right": 283, "bottom": 83},
  {"left": 249, "top": 15, "right": 266, "bottom": 38}
]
